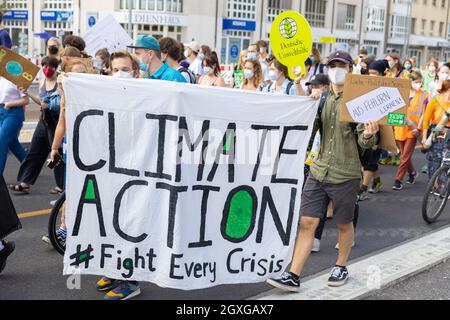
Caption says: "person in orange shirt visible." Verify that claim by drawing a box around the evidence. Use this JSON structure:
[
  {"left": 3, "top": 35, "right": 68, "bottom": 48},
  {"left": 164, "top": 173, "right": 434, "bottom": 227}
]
[
  {"left": 422, "top": 79, "right": 450, "bottom": 178},
  {"left": 393, "top": 71, "right": 428, "bottom": 190}
]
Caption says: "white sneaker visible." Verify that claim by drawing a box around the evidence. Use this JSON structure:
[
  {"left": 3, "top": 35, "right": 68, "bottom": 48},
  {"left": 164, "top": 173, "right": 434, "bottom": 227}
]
[
  {"left": 311, "top": 238, "right": 321, "bottom": 253},
  {"left": 50, "top": 200, "right": 57, "bottom": 206},
  {"left": 42, "top": 234, "right": 50, "bottom": 244},
  {"left": 335, "top": 241, "right": 355, "bottom": 250}
]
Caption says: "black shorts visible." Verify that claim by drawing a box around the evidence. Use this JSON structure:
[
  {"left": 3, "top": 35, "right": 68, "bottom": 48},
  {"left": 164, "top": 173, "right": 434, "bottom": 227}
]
[{"left": 300, "top": 176, "right": 360, "bottom": 225}]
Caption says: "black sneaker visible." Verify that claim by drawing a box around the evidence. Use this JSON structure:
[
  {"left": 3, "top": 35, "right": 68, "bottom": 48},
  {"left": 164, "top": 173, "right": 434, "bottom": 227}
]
[
  {"left": 0, "top": 240, "right": 15, "bottom": 274},
  {"left": 392, "top": 180, "right": 404, "bottom": 190},
  {"left": 407, "top": 171, "right": 418, "bottom": 184},
  {"left": 328, "top": 266, "right": 349, "bottom": 287},
  {"left": 266, "top": 272, "right": 300, "bottom": 292}
]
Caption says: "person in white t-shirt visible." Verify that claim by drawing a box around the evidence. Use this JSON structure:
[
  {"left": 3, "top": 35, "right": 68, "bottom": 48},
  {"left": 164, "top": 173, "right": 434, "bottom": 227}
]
[
  {"left": 247, "top": 43, "right": 271, "bottom": 86},
  {"left": 185, "top": 41, "right": 203, "bottom": 82},
  {"left": 0, "top": 76, "right": 29, "bottom": 176}
]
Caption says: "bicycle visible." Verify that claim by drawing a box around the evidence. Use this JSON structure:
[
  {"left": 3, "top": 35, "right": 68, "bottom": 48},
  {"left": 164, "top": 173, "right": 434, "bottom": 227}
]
[
  {"left": 422, "top": 133, "right": 450, "bottom": 224},
  {"left": 48, "top": 191, "right": 66, "bottom": 255}
]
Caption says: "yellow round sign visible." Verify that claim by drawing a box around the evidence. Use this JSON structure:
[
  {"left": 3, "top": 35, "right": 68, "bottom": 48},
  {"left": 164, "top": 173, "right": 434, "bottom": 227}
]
[{"left": 270, "top": 11, "right": 313, "bottom": 79}]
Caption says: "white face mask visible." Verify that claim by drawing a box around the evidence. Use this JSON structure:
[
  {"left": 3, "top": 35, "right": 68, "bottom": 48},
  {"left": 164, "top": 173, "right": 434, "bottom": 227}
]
[
  {"left": 113, "top": 71, "right": 134, "bottom": 79},
  {"left": 203, "top": 66, "right": 213, "bottom": 75},
  {"left": 197, "top": 52, "right": 205, "bottom": 61},
  {"left": 244, "top": 69, "right": 254, "bottom": 80},
  {"left": 184, "top": 49, "right": 190, "bottom": 58},
  {"left": 440, "top": 72, "right": 450, "bottom": 81},
  {"left": 428, "top": 65, "right": 437, "bottom": 73},
  {"left": 412, "top": 82, "right": 422, "bottom": 91},
  {"left": 328, "top": 67, "right": 348, "bottom": 85},
  {"left": 388, "top": 60, "right": 395, "bottom": 69},
  {"left": 268, "top": 70, "right": 279, "bottom": 81}
]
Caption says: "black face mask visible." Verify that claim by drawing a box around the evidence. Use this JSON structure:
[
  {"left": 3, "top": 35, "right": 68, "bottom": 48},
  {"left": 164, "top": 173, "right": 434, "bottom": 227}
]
[
  {"left": 48, "top": 45, "right": 59, "bottom": 55},
  {"left": 360, "top": 68, "right": 368, "bottom": 75}
]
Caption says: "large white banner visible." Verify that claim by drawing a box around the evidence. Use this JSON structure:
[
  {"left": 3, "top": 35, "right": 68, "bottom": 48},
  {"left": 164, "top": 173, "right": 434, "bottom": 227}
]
[{"left": 63, "top": 74, "right": 318, "bottom": 290}]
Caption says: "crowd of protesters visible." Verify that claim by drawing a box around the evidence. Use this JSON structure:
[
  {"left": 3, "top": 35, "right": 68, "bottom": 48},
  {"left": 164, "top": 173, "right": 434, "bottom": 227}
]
[{"left": 1, "top": 14, "right": 450, "bottom": 298}]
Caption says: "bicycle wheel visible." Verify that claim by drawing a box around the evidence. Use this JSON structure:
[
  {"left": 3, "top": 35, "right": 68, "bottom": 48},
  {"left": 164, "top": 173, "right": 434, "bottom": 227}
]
[
  {"left": 48, "top": 192, "right": 66, "bottom": 255},
  {"left": 422, "top": 165, "right": 450, "bottom": 224}
]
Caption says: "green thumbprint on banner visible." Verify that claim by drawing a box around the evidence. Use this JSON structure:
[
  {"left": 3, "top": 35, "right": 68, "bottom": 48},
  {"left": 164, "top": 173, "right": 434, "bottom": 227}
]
[
  {"left": 6, "top": 61, "right": 23, "bottom": 76},
  {"left": 223, "top": 133, "right": 233, "bottom": 153},
  {"left": 84, "top": 179, "right": 96, "bottom": 200},
  {"left": 225, "top": 190, "right": 254, "bottom": 239}
]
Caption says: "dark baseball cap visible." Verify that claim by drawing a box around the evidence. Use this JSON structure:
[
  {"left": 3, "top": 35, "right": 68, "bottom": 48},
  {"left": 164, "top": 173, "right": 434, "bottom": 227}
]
[
  {"left": 305, "top": 74, "right": 330, "bottom": 86},
  {"left": 369, "top": 59, "right": 389, "bottom": 76},
  {"left": 327, "top": 51, "right": 354, "bottom": 66}
]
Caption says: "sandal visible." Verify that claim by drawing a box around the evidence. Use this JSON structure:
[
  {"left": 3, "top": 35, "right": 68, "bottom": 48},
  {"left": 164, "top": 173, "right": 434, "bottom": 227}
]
[
  {"left": 50, "top": 187, "right": 63, "bottom": 194},
  {"left": 9, "top": 184, "right": 30, "bottom": 194}
]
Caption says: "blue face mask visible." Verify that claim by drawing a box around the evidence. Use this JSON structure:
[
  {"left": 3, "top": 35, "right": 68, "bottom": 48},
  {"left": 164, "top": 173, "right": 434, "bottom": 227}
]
[
  {"left": 310, "top": 57, "right": 316, "bottom": 64},
  {"left": 139, "top": 61, "right": 149, "bottom": 72},
  {"left": 247, "top": 52, "right": 257, "bottom": 60}
]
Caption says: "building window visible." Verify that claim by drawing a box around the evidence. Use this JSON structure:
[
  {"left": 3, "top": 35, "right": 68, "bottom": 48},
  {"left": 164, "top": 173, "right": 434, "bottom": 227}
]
[
  {"left": 366, "top": 6, "right": 385, "bottom": 32},
  {"left": 305, "top": 0, "right": 327, "bottom": 28},
  {"left": 267, "top": 0, "right": 292, "bottom": 22},
  {"left": 430, "top": 20, "right": 435, "bottom": 36},
  {"left": 440, "top": 22, "right": 445, "bottom": 37},
  {"left": 226, "top": 0, "right": 256, "bottom": 20},
  {"left": 421, "top": 19, "right": 426, "bottom": 35},
  {"left": 336, "top": 3, "right": 356, "bottom": 30},
  {"left": 390, "top": 15, "right": 408, "bottom": 38},
  {"left": 44, "top": 0, "right": 74, "bottom": 10},
  {"left": 363, "top": 40, "right": 379, "bottom": 57}
]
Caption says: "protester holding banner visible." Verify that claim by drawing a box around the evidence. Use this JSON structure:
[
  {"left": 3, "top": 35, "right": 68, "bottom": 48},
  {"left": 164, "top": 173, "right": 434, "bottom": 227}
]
[
  {"left": 92, "top": 50, "right": 142, "bottom": 300},
  {"left": 422, "top": 79, "right": 450, "bottom": 178},
  {"left": 268, "top": 51, "right": 380, "bottom": 291},
  {"left": 393, "top": 71, "right": 428, "bottom": 191},
  {"left": 0, "top": 13, "right": 12, "bottom": 49},
  {"left": 0, "top": 76, "right": 29, "bottom": 176},
  {"left": 240, "top": 58, "right": 263, "bottom": 91},
  {"left": 262, "top": 57, "right": 305, "bottom": 95},
  {"left": 160, "top": 37, "right": 197, "bottom": 84},
  {"left": 198, "top": 52, "right": 225, "bottom": 87},
  {"left": 129, "top": 35, "right": 186, "bottom": 83},
  {"left": 10, "top": 57, "right": 64, "bottom": 195}
]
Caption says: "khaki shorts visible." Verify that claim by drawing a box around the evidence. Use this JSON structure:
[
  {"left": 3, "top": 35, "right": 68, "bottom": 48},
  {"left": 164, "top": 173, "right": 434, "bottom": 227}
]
[{"left": 300, "top": 176, "right": 360, "bottom": 225}]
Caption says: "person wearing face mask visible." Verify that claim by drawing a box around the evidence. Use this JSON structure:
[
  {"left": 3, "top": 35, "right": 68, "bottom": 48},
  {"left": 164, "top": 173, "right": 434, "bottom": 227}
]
[
  {"left": 423, "top": 59, "right": 439, "bottom": 93},
  {"left": 247, "top": 43, "right": 270, "bottom": 86},
  {"left": 9, "top": 57, "right": 63, "bottom": 195},
  {"left": 184, "top": 41, "right": 203, "bottom": 81},
  {"left": 47, "top": 37, "right": 62, "bottom": 60},
  {"left": 262, "top": 57, "right": 305, "bottom": 95},
  {"left": 198, "top": 52, "right": 225, "bottom": 87},
  {"left": 428, "top": 63, "right": 450, "bottom": 98},
  {"left": 385, "top": 53, "right": 409, "bottom": 79},
  {"left": 392, "top": 71, "right": 428, "bottom": 191},
  {"left": 268, "top": 51, "right": 379, "bottom": 291},
  {"left": 159, "top": 37, "right": 197, "bottom": 84},
  {"left": 90, "top": 50, "right": 143, "bottom": 300},
  {"left": 403, "top": 59, "right": 413, "bottom": 72},
  {"left": 128, "top": 35, "right": 186, "bottom": 83},
  {"left": 94, "top": 48, "right": 111, "bottom": 75},
  {"left": 422, "top": 79, "right": 450, "bottom": 178},
  {"left": 241, "top": 59, "right": 263, "bottom": 91},
  {"left": 257, "top": 40, "right": 269, "bottom": 61}
]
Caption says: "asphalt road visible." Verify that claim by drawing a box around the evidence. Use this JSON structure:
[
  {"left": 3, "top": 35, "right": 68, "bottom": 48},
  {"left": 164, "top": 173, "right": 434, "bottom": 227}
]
[
  {"left": 365, "top": 259, "right": 450, "bottom": 300},
  {"left": 1, "top": 150, "right": 450, "bottom": 300}
]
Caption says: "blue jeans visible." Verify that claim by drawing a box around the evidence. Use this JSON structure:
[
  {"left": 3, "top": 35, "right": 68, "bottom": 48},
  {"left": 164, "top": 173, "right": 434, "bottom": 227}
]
[{"left": 0, "top": 104, "right": 26, "bottom": 176}]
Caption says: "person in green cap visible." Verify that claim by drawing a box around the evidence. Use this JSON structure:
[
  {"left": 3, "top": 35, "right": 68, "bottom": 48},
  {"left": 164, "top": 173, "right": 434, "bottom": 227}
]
[{"left": 128, "top": 34, "right": 187, "bottom": 83}]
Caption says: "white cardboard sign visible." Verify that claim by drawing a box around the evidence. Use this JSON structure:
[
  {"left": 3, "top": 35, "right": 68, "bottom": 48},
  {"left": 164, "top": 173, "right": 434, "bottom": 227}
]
[
  {"left": 345, "top": 87, "right": 406, "bottom": 123},
  {"left": 83, "top": 14, "right": 133, "bottom": 57}
]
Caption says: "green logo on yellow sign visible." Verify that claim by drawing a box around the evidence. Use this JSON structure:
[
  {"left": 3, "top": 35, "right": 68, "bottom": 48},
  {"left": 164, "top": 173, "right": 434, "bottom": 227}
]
[{"left": 280, "top": 18, "right": 297, "bottom": 39}]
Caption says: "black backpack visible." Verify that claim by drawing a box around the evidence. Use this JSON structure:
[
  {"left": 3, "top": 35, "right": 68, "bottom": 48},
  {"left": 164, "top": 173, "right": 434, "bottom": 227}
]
[
  {"left": 178, "top": 67, "right": 197, "bottom": 84},
  {"left": 316, "top": 92, "right": 380, "bottom": 166}
]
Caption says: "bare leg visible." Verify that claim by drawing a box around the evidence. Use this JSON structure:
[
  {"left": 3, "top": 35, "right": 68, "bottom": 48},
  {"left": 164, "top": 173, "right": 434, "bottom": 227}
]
[
  {"left": 336, "top": 223, "right": 355, "bottom": 266},
  {"left": 289, "top": 216, "right": 320, "bottom": 276}
]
